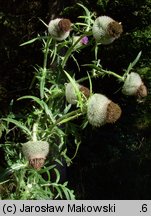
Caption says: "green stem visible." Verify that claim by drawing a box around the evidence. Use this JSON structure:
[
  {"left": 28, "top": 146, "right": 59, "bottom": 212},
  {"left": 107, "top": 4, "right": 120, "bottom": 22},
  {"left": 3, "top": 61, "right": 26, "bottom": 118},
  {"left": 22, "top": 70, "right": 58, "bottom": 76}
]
[
  {"left": 61, "top": 31, "right": 92, "bottom": 69},
  {"left": 56, "top": 109, "right": 82, "bottom": 125},
  {"left": 40, "top": 69, "right": 46, "bottom": 99},
  {"left": 50, "top": 109, "right": 83, "bottom": 131},
  {"left": 43, "top": 37, "right": 51, "bottom": 69},
  {"left": 32, "top": 123, "right": 38, "bottom": 142},
  {"left": 85, "top": 64, "right": 125, "bottom": 82},
  {"left": 77, "top": 64, "right": 125, "bottom": 84},
  {"left": 77, "top": 74, "right": 96, "bottom": 83},
  {"left": 99, "top": 68, "right": 124, "bottom": 81},
  {"left": 40, "top": 37, "right": 51, "bottom": 99}
]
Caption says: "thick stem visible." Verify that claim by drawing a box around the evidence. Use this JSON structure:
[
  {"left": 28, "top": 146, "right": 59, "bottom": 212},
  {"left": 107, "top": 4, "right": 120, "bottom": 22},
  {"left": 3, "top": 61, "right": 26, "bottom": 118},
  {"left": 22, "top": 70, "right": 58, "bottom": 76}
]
[
  {"left": 99, "top": 69, "right": 124, "bottom": 81},
  {"left": 43, "top": 38, "right": 51, "bottom": 70},
  {"left": 50, "top": 109, "right": 83, "bottom": 131},
  {"left": 40, "top": 38, "right": 51, "bottom": 99},
  {"left": 86, "top": 65, "right": 124, "bottom": 82},
  {"left": 32, "top": 123, "right": 38, "bottom": 142},
  {"left": 77, "top": 74, "right": 96, "bottom": 83},
  {"left": 56, "top": 109, "right": 83, "bottom": 125}
]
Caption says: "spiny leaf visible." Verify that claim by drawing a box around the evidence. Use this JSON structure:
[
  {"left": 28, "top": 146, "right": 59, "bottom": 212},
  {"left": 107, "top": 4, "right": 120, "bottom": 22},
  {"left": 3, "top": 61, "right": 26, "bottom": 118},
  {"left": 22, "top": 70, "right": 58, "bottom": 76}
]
[
  {"left": 2, "top": 118, "right": 31, "bottom": 136},
  {"left": 42, "top": 101, "right": 55, "bottom": 123},
  {"left": 77, "top": 3, "right": 91, "bottom": 17},
  {"left": 54, "top": 168, "right": 60, "bottom": 183},
  {"left": 131, "top": 51, "right": 142, "bottom": 68},
  {"left": 55, "top": 186, "right": 63, "bottom": 199},
  {"left": 20, "top": 36, "right": 48, "bottom": 46},
  {"left": 126, "top": 51, "right": 142, "bottom": 74},
  {"left": 20, "top": 37, "right": 39, "bottom": 46},
  {"left": 17, "top": 95, "right": 44, "bottom": 109}
]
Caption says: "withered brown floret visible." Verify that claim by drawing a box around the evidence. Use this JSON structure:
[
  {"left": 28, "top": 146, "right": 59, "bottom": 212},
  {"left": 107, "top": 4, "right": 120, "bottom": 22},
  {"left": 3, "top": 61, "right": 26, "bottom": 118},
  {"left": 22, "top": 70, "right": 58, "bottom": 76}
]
[
  {"left": 58, "top": 19, "right": 71, "bottom": 32},
  {"left": 136, "top": 83, "right": 148, "bottom": 98},
  {"left": 79, "top": 85, "right": 90, "bottom": 98},
  {"left": 29, "top": 158, "right": 45, "bottom": 170},
  {"left": 106, "top": 101, "right": 122, "bottom": 123},
  {"left": 107, "top": 21, "right": 123, "bottom": 38}
]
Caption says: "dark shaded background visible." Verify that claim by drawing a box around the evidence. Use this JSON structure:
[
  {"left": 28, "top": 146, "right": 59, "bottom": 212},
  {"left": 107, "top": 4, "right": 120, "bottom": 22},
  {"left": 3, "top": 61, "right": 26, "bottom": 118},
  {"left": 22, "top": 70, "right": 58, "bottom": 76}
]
[{"left": 0, "top": 0, "right": 151, "bottom": 199}]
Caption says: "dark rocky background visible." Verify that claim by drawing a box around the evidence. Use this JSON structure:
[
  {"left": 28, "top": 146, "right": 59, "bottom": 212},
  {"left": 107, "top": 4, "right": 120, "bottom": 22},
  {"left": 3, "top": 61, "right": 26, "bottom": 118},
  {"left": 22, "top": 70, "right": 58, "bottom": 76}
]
[{"left": 0, "top": 0, "right": 151, "bottom": 199}]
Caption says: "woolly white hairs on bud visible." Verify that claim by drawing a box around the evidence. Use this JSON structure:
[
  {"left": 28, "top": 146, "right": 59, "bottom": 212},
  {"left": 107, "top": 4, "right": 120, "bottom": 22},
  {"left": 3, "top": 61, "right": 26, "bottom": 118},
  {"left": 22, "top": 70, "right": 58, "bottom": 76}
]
[
  {"left": 87, "top": 93, "right": 111, "bottom": 127},
  {"left": 22, "top": 141, "right": 49, "bottom": 160},
  {"left": 65, "top": 82, "right": 81, "bottom": 104},
  {"left": 122, "top": 72, "right": 143, "bottom": 95},
  {"left": 92, "top": 16, "right": 123, "bottom": 44},
  {"left": 92, "top": 16, "right": 115, "bottom": 44},
  {"left": 22, "top": 141, "right": 49, "bottom": 169}
]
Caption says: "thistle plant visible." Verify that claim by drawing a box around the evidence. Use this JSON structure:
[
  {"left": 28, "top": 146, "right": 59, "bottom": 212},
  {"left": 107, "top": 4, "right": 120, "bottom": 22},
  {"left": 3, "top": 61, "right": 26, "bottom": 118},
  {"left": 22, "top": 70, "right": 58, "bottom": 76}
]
[{"left": 0, "top": 3, "right": 147, "bottom": 200}]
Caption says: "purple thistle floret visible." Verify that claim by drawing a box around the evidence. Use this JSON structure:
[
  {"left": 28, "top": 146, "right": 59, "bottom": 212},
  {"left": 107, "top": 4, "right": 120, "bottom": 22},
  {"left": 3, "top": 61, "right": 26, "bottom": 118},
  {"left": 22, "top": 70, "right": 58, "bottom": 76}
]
[{"left": 81, "top": 36, "right": 88, "bottom": 45}]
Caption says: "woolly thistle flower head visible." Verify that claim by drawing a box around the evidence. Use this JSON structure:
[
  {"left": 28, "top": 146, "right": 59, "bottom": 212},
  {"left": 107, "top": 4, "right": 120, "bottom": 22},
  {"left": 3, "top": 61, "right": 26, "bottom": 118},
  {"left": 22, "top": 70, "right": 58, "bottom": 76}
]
[
  {"left": 48, "top": 18, "right": 71, "bottom": 41},
  {"left": 122, "top": 72, "right": 147, "bottom": 98},
  {"left": 22, "top": 141, "right": 49, "bottom": 170},
  {"left": 65, "top": 82, "right": 90, "bottom": 105},
  {"left": 87, "top": 94, "right": 122, "bottom": 127},
  {"left": 92, "top": 16, "right": 123, "bottom": 44}
]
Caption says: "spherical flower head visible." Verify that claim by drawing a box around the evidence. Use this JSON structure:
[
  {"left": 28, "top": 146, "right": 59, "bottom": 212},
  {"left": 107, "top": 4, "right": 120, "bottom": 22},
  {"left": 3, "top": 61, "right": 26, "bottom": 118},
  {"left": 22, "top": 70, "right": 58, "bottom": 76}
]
[
  {"left": 65, "top": 82, "right": 90, "bottom": 104},
  {"left": 122, "top": 72, "right": 147, "bottom": 98},
  {"left": 48, "top": 18, "right": 71, "bottom": 41},
  {"left": 92, "top": 16, "right": 123, "bottom": 44},
  {"left": 87, "top": 93, "right": 121, "bottom": 127},
  {"left": 22, "top": 141, "right": 49, "bottom": 170}
]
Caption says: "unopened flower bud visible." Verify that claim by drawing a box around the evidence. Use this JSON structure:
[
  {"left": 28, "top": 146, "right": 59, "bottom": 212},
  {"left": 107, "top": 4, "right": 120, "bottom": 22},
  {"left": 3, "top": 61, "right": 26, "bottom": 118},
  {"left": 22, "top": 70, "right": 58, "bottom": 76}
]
[
  {"left": 72, "top": 36, "right": 89, "bottom": 49},
  {"left": 87, "top": 93, "right": 121, "bottom": 127},
  {"left": 122, "top": 72, "right": 147, "bottom": 98},
  {"left": 22, "top": 141, "right": 49, "bottom": 170},
  {"left": 92, "top": 16, "right": 123, "bottom": 44},
  {"left": 65, "top": 82, "right": 90, "bottom": 104},
  {"left": 48, "top": 18, "right": 71, "bottom": 41}
]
